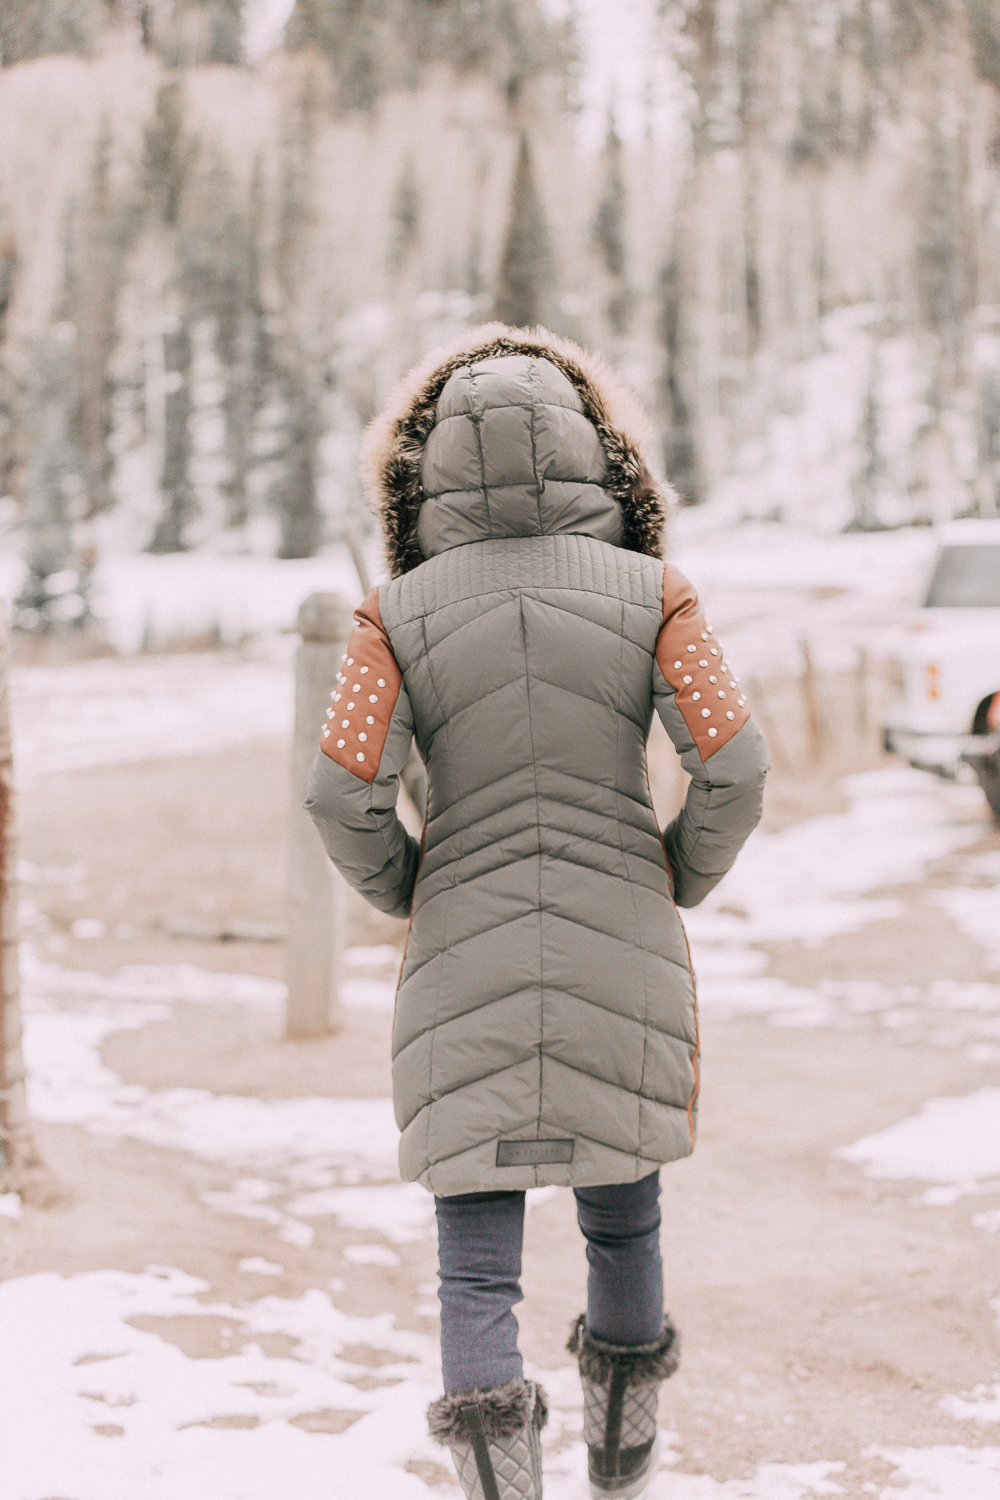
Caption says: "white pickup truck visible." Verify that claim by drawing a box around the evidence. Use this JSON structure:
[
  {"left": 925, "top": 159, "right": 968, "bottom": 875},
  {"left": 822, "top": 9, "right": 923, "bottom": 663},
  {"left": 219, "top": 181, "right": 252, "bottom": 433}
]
[{"left": 882, "top": 519, "right": 1000, "bottom": 823}]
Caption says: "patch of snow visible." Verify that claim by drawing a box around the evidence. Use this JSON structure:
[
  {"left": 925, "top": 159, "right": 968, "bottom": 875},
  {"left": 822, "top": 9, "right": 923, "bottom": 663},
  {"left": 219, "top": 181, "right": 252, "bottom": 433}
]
[
  {"left": 834, "top": 1090, "right": 1000, "bottom": 1192},
  {"left": 687, "top": 768, "right": 984, "bottom": 1019},
  {"left": 343, "top": 1245, "right": 401, "bottom": 1267},
  {"left": 931, "top": 887, "right": 1000, "bottom": 972},
  {"left": 940, "top": 1385, "right": 1000, "bottom": 1425},
  {"left": 0, "top": 1266, "right": 444, "bottom": 1500},
  {"left": 0, "top": 1192, "right": 22, "bottom": 1219},
  {"left": 632, "top": 1461, "right": 846, "bottom": 1498},
  {"left": 201, "top": 1182, "right": 315, "bottom": 1250},
  {"left": 527, "top": 1186, "right": 560, "bottom": 1209},
  {"left": 696, "top": 975, "right": 833, "bottom": 1027},
  {"left": 340, "top": 978, "right": 398, "bottom": 1012},
  {"left": 17, "top": 860, "right": 89, "bottom": 884},
  {"left": 87, "top": 550, "right": 364, "bottom": 655},
  {"left": 673, "top": 517, "right": 937, "bottom": 676},
  {"left": 972, "top": 1210, "right": 1000, "bottom": 1233},
  {"left": 692, "top": 768, "right": 982, "bottom": 952},
  {"left": 869, "top": 1445, "right": 1000, "bottom": 1498},
  {"left": 21, "top": 992, "right": 401, "bottom": 1181},
  {"left": 343, "top": 945, "right": 400, "bottom": 970},
  {"left": 20, "top": 957, "right": 411, "bottom": 1249},
  {"left": 286, "top": 1183, "right": 435, "bottom": 1245},
  {"left": 71, "top": 918, "right": 107, "bottom": 939},
  {"left": 25, "top": 950, "right": 286, "bottom": 1010},
  {"left": 12, "top": 651, "right": 295, "bottom": 779},
  {"left": 237, "top": 1258, "right": 285, "bottom": 1276}
]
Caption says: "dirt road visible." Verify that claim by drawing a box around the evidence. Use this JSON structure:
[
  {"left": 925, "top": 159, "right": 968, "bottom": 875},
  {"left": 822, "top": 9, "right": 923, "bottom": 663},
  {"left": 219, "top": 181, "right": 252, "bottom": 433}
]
[{"left": 3, "top": 732, "right": 1000, "bottom": 1499}]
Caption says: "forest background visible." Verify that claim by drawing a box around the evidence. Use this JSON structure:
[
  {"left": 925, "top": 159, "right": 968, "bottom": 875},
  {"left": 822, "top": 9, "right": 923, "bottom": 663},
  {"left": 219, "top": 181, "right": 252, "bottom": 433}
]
[{"left": 2, "top": 0, "right": 1000, "bottom": 640}]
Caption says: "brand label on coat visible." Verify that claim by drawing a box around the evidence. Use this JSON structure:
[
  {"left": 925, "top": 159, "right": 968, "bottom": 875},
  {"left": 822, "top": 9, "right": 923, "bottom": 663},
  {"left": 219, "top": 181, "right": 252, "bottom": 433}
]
[{"left": 496, "top": 1139, "right": 575, "bottom": 1167}]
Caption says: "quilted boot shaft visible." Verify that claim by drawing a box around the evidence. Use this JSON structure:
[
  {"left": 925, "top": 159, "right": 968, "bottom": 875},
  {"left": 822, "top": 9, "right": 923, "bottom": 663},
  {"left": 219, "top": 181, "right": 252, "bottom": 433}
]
[
  {"left": 428, "top": 1377, "right": 547, "bottom": 1500},
  {"left": 568, "top": 1315, "right": 680, "bottom": 1500}
]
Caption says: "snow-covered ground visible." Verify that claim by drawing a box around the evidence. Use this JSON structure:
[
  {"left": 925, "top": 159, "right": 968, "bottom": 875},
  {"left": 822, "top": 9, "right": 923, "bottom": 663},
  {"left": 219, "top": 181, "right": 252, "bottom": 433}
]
[
  {"left": 4, "top": 518, "right": 1000, "bottom": 1496},
  {"left": 5, "top": 756, "right": 1000, "bottom": 1495},
  {"left": 5, "top": 1258, "right": 998, "bottom": 1497}
]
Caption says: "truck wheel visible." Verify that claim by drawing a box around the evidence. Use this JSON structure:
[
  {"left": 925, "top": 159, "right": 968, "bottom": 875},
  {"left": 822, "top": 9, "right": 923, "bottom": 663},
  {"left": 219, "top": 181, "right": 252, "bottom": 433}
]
[
  {"left": 967, "top": 747, "right": 1000, "bottom": 825},
  {"left": 967, "top": 694, "right": 1000, "bottom": 825}
]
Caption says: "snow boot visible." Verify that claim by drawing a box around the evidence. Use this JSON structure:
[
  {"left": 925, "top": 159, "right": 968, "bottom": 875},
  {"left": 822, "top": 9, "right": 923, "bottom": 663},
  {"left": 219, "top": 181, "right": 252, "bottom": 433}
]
[
  {"left": 427, "top": 1377, "right": 548, "bottom": 1500},
  {"left": 568, "top": 1315, "right": 680, "bottom": 1500}
]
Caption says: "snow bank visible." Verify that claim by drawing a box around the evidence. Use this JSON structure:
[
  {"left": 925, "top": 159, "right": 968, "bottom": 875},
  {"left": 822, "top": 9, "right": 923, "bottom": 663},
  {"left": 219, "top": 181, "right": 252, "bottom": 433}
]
[
  {"left": 12, "top": 650, "right": 295, "bottom": 778},
  {"left": 869, "top": 1446, "right": 1000, "bottom": 1499},
  {"left": 835, "top": 1090, "right": 1000, "bottom": 1187}
]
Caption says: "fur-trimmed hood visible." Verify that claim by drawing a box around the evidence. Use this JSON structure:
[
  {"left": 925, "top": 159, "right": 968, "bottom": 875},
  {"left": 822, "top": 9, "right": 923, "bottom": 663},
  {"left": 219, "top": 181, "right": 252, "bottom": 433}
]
[{"left": 361, "top": 322, "right": 675, "bottom": 578}]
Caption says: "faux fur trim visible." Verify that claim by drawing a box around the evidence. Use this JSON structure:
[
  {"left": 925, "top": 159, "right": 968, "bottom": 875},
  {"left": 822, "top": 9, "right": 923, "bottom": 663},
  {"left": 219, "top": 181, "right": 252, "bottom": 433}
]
[
  {"left": 567, "top": 1314, "right": 680, "bottom": 1387},
  {"left": 427, "top": 1378, "right": 549, "bottom": 1446},
  {"left": 360, "top": 322, "right": 676, "bottom": 577}
]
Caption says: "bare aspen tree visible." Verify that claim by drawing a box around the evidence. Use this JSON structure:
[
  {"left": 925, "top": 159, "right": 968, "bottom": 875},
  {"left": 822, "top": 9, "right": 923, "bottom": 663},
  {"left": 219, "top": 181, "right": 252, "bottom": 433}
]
[
  {"left": 592, "top": 116, "right": 630, "bottom": 337},
  {"left": 495, "top": 135, "right": 554, "bottom": 330},
  {"left": 0, "top": 618, "right": 56, "bottom": 1203}
]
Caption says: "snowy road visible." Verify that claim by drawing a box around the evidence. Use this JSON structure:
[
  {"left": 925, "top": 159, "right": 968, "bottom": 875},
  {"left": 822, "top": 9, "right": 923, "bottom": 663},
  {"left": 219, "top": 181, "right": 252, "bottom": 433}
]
[{"left": 4, "top": 760, "right": 1000, "bottom": 1496}]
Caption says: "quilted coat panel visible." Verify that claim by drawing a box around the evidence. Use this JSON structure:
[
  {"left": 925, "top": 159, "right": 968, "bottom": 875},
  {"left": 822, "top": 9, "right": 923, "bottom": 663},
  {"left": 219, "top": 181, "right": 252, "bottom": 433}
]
[
  {"left": 306, "top": 338, "right": 769, "bottom": 1193},
  {"left": 381, "top": 533, "right": 700, "bottom": 1192}
]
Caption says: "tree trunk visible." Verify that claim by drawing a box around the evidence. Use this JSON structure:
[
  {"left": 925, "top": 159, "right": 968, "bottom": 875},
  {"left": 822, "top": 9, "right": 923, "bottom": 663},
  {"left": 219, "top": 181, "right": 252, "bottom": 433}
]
[{"left": 0, "top": 618, "right": 59, "bottom": 1204}]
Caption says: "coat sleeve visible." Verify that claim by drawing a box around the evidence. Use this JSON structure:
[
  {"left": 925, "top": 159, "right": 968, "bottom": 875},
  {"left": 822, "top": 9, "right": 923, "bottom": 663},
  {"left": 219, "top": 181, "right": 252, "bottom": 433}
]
[
  {"left": 652, "top": 564, "right": 770, "bottom": 908},
  {"left": 304, "top": 588, "right": 421, "bottom": 920}
]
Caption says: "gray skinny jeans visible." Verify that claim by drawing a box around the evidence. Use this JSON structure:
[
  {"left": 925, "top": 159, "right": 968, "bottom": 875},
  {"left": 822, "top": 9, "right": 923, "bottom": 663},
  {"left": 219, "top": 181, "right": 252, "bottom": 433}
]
[{"left": 435, "top": 1171, "right": 663, "bottom": 1393}]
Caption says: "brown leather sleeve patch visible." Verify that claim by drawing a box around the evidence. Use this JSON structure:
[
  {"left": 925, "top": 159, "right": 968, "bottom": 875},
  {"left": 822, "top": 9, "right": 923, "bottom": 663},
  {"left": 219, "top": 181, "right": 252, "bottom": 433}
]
[
  {"left": 655, "top": 563, "right": 749, "bottom": 760},
  {"left": 320, "top": 588, "right": 403, "bottom": 785}
]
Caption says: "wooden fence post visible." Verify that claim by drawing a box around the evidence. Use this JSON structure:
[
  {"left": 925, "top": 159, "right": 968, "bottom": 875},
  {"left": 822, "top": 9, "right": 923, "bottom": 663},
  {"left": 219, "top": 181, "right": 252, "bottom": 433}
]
[
  {"left": 799, "top": 639, "right": 823, "bottom": 767},
  {"left": 286, "top": 592, "right": 353, "bottom": 1039},
  {"left": 0, "top": 616, "right": 57, "bottom": 1204}
]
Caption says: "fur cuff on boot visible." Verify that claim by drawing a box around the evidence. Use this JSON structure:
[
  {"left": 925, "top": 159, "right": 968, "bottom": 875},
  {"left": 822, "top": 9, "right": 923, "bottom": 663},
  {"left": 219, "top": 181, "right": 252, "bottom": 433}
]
[
  {"left": 428, "top": 1378, "right": 549, "bottom": 1446},
  {"left": 567, "top": 1314, "right": 680, "bottom": 1387}
]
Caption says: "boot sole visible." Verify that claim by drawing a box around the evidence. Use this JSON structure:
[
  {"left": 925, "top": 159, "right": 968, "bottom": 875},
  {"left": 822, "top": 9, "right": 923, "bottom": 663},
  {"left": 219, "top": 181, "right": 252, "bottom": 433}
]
[{"left": 588, "top": 1428, "right": 661, "bottom": 1500}]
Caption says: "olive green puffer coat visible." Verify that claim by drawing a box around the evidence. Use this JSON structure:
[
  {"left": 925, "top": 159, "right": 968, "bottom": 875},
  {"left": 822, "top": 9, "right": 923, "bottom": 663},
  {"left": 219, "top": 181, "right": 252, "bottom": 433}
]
[{"left": 306, "top": 325, "right": 769, "bottom": 1195}]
